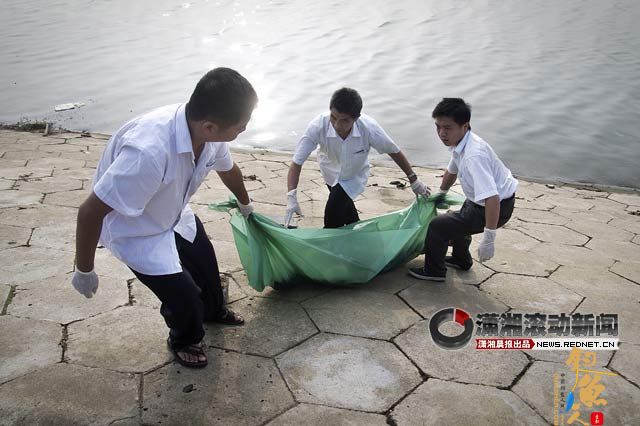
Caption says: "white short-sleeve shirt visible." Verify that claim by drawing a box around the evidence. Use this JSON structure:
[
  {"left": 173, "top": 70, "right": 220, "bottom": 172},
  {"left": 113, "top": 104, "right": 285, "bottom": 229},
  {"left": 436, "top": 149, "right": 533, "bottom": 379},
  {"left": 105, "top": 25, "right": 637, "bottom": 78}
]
[
  {"left": 292, "top": 112, "right": 400, "bottom": 199},
  {"left": 93, "top": 103, "right": 234, "bottom": 275},
  {"left": 447, "top": 131, "right": 518, "bottom": 206}
]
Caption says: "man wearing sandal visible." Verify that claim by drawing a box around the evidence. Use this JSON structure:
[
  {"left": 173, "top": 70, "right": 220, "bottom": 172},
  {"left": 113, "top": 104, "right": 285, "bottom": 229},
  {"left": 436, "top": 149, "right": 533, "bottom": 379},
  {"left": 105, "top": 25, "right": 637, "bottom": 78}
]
[{"left": 72, "top": 68, "right": 257, "bottom": 368}]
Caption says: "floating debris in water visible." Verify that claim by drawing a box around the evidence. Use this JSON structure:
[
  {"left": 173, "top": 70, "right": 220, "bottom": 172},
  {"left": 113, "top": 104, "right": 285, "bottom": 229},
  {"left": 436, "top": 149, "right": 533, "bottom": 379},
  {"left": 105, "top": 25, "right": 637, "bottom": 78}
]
[{"left": 54, "top": 102, "right": 85, "bottom": 112}]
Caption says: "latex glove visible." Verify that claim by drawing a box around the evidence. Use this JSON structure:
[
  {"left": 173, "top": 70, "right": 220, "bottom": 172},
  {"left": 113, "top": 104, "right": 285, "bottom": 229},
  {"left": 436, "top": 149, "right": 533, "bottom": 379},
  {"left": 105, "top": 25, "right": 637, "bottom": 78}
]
[
  {"left": 284, "top": 189, "right": 303, "bottom": 227},
  {"left": 410, "top": 179, "right": 431, "bottom": 197},
  {"left": 477, "top": 228, "right": 497, "bottom": 262},
  {"left": 237, "top": 200, "right": 254, "bottom": 218},
  {"left": 72, "top": 269, "right": 99, "bottom": 298}
]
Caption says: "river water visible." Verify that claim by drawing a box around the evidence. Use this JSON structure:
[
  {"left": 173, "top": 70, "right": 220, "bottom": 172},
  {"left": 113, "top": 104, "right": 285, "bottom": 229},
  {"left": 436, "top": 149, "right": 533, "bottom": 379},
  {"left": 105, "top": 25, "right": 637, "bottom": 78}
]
[{"left": 1, "top": 0, "right": 639, "bottom": 188}]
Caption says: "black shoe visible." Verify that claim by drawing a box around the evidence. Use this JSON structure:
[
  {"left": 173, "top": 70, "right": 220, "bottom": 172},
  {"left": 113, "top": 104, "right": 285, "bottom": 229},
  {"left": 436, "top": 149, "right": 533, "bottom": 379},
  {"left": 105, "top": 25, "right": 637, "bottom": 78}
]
[
  {"left": 444, "top": 256, "right": 472, "bottom": 271},
  {"left": 408, "top": 267, "right": 446, "bottom": 282}
]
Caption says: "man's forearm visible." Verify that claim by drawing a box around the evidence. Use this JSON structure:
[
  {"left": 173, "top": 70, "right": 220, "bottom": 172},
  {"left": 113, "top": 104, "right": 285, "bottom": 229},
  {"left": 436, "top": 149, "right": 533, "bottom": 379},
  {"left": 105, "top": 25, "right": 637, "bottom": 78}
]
[
  {"left": 440, "top": 171, "right": 457, "bottom": 191},
  {"left": 287, "top": 162, "right": 302, "bottom": 191},
  {"left": 483, "top": 195, "right": 500, "bottom": 229},
  {"left": 388, "top": 151, "right": 417, "bottom": 183},
  {"left": 218, "top": 163, "right": 250, "bottom": 204},
  {"left": 76, "top": 193, "right": 113, "bottom": 272}
]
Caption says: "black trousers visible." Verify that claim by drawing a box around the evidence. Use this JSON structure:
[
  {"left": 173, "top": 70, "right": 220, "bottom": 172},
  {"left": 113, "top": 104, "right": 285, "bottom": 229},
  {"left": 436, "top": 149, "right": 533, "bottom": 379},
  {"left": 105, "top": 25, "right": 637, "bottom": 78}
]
[
  {"left": 324, "top": 183, "right": 360, "bottom": 228},
  {"left": 424, "top": 195, "right": 515, "bottom": 274},
  {"left": 130, "top": 215, "right": 225, "bottom": 349}
]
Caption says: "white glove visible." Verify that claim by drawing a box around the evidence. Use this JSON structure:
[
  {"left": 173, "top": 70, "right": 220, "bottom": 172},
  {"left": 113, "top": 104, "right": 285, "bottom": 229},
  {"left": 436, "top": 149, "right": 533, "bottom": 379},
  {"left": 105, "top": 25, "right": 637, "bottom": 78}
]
[
  {"left": 284, "top": 189, "right": 303, "bottom": 227},
  {"left": 477, "top": 228, "right": 497, "bottom": 262},
  {"left": 410, "top": 179, "right": 431, "bottom": 197},
  {"left": 237, "top": 200, "right": 254, "bottom": 218},
  {"left": 72, "top": 269, "right": 99, "bottom": 298}
]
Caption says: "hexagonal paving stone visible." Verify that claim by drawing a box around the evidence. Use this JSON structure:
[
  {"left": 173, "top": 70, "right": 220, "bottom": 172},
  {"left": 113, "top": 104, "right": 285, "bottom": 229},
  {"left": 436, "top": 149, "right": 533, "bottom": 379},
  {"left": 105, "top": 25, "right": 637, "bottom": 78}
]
[
  {"left": 67, "top": 306, "right": 170, "bottom": 372},
  {"left": 586, "top": 238, "right": 640, "bottom": 263},
  {"left": 0, "top": 204, "right": 77, "bottom": 228},
  {"left": 0, "top": 166, "right": 52, "bottom": 180},
  {"left": 549, "top": 266, "right": 640, "bottom": 303},
  {"left": 0, "top": 315, "right": 61, "bottom": 383},
  {"left": 486, "top": 228, "right": 542, "bottom": 252},
  {"left": 477, "top": 246, "right": 557, "bottom": 277},
  {"left": 0, "top": 223, "right": 31, "bottom": 250},
  {"left": 610, "top": 260, "right": 640, "bottom": 285},
  {"left": 203, "top": 217, "right": 235, "bottom": 242},
  {"left": 14, "top": 175, "right": 84, "bottom": 194},
  {"left": 482, "top": 274, "right": 583, "bottom": 313},
  {"left": 553, "top": 207, "right": 615, "bottom": 224},
  {"left": 608, "top": 217, "right": 640, "bottom": 235},
  {"left": 609, "top": 192, "right": 640, "bottom": 207},
  {"left": 267, "top": 404, "right": 388, "bottom": 426},
  {"left": 27, "top": 156, "right": 87, "bottom": 169},
  {"left": 514, "top": 197, "right": 555, "bottom": 211},
  {"left": 302, "top": 288, "right": 421, "bottom": 339},
  {"left": 565, "top": 220, "right": 633, "bottom": 242},
  {"left": 94, "top": 247, "right": 137, "bottom": 281},
  {"left": 399, "top": 264, "right": 508, "bottom": 317},
  {"left": 143, "top": 349, "right": 294, "bottom": 425},
  {"left": 28, "top": 221, "right": 76, "bottom": 252},
  {"left": 0, "top": 178, "right": 14, "bottom": 190},
  {"left": 589, "top": 197, "right": 634, "bottom": 219},
  {"left": 610, "top": 343, "right": 640, "bottom": 387},
  {"left": 0, "top": 246, "right": 73, "bottom": 285},
  {"left": 530, "top": 243, "right": 615, "bottom": 270},
  {"left": 52, "top": 166, "right": 96, "bottom": 180},
  {"left": 577, "top": 298, "right": 640, "bottom": 345},
  {"left": 540, "top": 195, "right": 595, "bottom": 211},
  {"left": 515, "top": 222, "right": 589, "bottom": 246},
  {"left": 211, "top": 239, "right": 243, "bottom": 272},
  {"left": 361, "top": 263, "right": 492, "bottom": 294},
  {"left": 523, "top": 347, "right": 614, "bottom": 366},
  {"left": 390, "top": 379, "right": 547, "bottom": 426},
  {"left": 231, "top": 270, "right": 331, "bottom": 302},
  {"left": 9, "top": 273, "right": 129, "bottom": 324},
  {"left": 513, "top": 361, "right": 640, "bottom": 426},
  {"left": 276, "top": 333, "right": 421, "bottom": 412},
  {"left": 0, "top": 364, "right": 138, "bottom": 424},
  {"left": 514, "top": 208, "right": 569, "bottom": 226},
  {"left": 42, "top": 188, "right": 90, "bottom": 208},
  {"left": 0, "top": 284, "right": 9, "bottom": 307},
  {"left": 0, "top": 189, "right": 42, "bottom": 208},
  {"left": 204, "top": 297, "right": 317, "bottom": 357},
  {"left": 394, "top": 320, "right": 528, "bottom": 387}
]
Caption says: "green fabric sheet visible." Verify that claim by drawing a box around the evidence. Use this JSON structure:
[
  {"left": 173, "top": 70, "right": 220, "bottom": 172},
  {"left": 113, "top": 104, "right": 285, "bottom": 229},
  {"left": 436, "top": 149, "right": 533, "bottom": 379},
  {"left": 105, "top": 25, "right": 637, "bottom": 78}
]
[{"left": 210, "top": 194, "right": 464, "bottom": 291}]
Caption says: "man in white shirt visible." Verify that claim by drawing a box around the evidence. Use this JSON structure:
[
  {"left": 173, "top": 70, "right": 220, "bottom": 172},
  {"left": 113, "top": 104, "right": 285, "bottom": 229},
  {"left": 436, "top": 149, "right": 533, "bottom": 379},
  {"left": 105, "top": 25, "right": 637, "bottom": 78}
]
[
  {"left": 72, "top": 68, "right": 257, "bottom": 368},
  {"left": 285, "top": 87, "right": 430, "bottom": 228},
  {"left": 409, "top": 98, "right": 518, "bottom": 281}
]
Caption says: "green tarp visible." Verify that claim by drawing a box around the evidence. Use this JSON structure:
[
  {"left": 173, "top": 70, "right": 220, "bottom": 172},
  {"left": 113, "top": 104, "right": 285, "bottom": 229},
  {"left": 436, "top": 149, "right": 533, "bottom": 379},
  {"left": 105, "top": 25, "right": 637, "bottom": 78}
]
[{"left": 210, "top": 194, "right": 464, "bottom": 292}]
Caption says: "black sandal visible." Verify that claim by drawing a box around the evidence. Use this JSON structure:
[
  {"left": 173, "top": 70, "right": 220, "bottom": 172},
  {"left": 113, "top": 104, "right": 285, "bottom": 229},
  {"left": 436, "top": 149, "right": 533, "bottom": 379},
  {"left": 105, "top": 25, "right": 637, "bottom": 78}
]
[
  {"left": 167, "top": 338, "right": 208, "bottom": 368},
  {"left": 213, "top": 308, "right": 245, "bottom": 326}
]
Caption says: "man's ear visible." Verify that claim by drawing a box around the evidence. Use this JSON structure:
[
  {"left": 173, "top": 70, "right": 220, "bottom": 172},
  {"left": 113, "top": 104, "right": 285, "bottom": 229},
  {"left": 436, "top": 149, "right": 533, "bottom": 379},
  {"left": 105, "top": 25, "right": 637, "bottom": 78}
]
[{"left": 203, "top": 121, "right": 220, "bottom": 138}]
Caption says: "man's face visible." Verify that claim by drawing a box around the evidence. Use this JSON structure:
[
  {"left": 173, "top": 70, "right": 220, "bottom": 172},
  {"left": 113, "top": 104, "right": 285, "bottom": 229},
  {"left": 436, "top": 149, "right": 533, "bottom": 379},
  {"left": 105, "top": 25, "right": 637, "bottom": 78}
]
[
  {"left": 330, "top": 108, "right": 357, "bottom": 139},
  {"left": 434, "top": 116, "right": 469, "bottom": 147},
  {"left": 207, "top": 115, "right": 251, "bottom": 142}
]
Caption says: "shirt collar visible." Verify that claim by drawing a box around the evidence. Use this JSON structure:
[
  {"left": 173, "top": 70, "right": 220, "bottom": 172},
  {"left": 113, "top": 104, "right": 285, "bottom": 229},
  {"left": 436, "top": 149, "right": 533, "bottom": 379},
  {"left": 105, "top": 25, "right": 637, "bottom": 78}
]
[
  {"left": 451, "top": 130, "right": 471, "bottom": 154},
  {"left": 175, "top": 103, "right": 194, "bottom": 155},
  {"left": 327, "top": 118, "right": 361, "bottom": 139}
]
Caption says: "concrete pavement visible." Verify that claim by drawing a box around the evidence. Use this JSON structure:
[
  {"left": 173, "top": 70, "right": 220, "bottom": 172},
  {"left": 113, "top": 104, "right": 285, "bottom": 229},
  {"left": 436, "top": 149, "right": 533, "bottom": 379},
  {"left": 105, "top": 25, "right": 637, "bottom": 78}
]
[{"left": 0, "top": 128, "right": 639, "bottom": 425}]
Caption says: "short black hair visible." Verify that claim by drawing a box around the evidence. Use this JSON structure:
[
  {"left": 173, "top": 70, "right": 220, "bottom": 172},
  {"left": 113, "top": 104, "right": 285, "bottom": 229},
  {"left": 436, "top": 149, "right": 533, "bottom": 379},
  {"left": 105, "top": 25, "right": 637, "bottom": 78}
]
[
  {"left": 432, "top": 98, "right": 471, "bottom": 126},
  {"left": 186, "top": 67, "right": 258, "bottom": 128},
  {"left": 330, "top": 88, "right": 362, "bottom": 119}
]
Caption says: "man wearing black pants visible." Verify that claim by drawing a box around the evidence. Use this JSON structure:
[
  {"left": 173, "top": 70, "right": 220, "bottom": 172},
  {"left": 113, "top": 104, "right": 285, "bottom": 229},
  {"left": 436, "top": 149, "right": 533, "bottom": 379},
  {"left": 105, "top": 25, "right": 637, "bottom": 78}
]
[
  {"left": 409, "top": 98, "right": 518, "bottom": 281},
  {"left": 129, "top": 216, "right": 225, "bottom": 352},
  {"left": 284, "top": 87, "right": 430, "bottom": 229},
  {"left": 72, "top": 68, "right": 258, "bottom": 368}
]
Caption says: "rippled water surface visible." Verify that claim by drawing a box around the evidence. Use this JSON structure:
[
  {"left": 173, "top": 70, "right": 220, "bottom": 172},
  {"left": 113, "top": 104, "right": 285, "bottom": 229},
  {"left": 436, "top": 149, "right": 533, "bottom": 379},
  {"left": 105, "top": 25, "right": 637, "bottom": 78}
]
[{"left": 1, "top": 0, "right": 639, "bottom": 187}]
